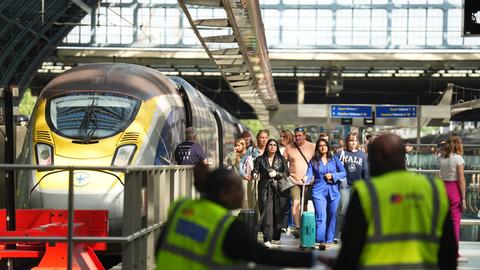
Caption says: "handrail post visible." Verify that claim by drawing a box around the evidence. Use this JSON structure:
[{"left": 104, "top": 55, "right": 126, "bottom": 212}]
[
  {"left": 139, "top": 170, "right": 147, "bottom": 269},
  {"left": 122, "top": 170, "right": 134, "bottom": 269},
  {"left": 4, "top": 86, "right": 17, "bottom": 270},
  {"left": 67, "top": 167, "right": 74, "bottom": 270},
  {"left": 123, "top": 170, "right": 142, "bottom": 269},
  {"left": 147, "top": 169, "right": 158, "bottom": 269}
]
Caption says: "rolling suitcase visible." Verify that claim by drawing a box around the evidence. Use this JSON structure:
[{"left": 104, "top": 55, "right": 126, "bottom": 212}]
[
  {"left": 238, "top": 174, "right": 259, "bottom": 242},
  {"left": 299, "top": 183, "right": 315, "bottom": 250},
  {"left": 238, "top": 209, "right": 258, "bottom": 242}
]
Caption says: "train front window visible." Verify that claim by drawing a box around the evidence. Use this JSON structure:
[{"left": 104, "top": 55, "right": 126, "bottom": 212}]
[{"left": 48, "top": 93, "right": 140, "bottom": 141}]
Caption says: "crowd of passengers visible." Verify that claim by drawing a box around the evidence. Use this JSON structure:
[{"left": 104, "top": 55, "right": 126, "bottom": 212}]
[
  {"left": 226, "top": 127, "right": 369, "bottom": 249},
  {"left": 161, "top": 128, "right": 467, "bottom": 269}
]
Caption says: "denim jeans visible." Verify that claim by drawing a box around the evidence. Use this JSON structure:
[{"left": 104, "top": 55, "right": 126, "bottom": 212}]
[{"left": 335, "top": 186, "right": 351, "bottom": 239}]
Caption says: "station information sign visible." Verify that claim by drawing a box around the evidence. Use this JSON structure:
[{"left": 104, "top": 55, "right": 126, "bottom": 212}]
[
  {"left": 331, "top": 105, "right": 372, "bottom": 118},
  {"left": 376, "top": 105, "right": 417, "bottom": 118}
]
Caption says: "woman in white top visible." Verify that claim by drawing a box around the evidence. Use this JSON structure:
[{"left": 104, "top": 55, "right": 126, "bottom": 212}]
[{"left": 438, "top": 133, "right": 466, "bottom": 260}]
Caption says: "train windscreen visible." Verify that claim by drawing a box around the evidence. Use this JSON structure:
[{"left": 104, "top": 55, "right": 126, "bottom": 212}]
[{"left": 47, "top": 92, "right": 140, "bottom": 141}]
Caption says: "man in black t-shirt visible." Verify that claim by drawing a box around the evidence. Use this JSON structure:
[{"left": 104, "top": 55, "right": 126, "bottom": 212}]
[{"left": 174, "top": 127, "right": 208, "bottom": 165}]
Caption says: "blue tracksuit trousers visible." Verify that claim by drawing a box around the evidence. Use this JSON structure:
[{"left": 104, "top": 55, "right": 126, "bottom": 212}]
[{"left": 312, "top": 190, "right": 339, "bottom": 243}]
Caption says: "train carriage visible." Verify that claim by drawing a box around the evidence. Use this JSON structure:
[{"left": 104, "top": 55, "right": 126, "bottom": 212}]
[{"left": 17, "top": 63, "right": 245, "bottom": 235}]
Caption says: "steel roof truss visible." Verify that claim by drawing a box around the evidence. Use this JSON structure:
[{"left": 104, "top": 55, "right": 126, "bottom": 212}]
[
  {"left": 179, "top": 0, "right": 278, "bottom": 127},
  {"left": 193, "top": 18, "right": 230, "bottom": 27},
  {"left": 184, "top": 0, "right": 222, "bottom": 7}
]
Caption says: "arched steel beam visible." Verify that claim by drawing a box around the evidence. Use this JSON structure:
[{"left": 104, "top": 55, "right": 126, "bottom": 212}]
[{"left": 0, "top": 0, "right": 97, "bottom": 97}]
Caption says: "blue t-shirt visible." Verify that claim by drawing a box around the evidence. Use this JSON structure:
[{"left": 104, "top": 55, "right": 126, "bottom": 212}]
[
  {"left": 336, "top": 149, "right": 369, "bottom": 185},
  {"left": 174, "top": 140, "right": 207, "bottom": 165}
]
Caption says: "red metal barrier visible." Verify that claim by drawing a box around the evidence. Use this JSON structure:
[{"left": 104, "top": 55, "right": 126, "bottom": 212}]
[{"left": 0, "top": 209, "right": 108, "bottom": 269}]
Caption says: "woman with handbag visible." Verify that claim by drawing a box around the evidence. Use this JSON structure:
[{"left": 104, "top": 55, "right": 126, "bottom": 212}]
[
  {"left": 304, "top": 138, "right": 346, "bottom": 248},
  {"left": 253, "top": 139, "right": 291, "bottom": 247}
]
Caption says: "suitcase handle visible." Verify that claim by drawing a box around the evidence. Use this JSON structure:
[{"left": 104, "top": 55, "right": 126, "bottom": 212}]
[{"left": 300, "top": 179, "right": 309, "bottom": 216}]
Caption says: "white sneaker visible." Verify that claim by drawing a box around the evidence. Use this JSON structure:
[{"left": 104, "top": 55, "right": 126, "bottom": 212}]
[
  {"left": 264, "top": 241, "right": 272, "bottom": 248},
  {"left": 458, "top": 256, "right": 468, "bottom": 262},
  {"left": 272, "top": 240, "right": 281, "bottom": 245}
]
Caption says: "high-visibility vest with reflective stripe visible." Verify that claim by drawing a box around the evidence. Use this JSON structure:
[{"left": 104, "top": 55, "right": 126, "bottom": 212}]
[
  {"left": 156, "top": 198, "right": 242, "bottom": 270},
  {"left": 354, "top": 171, "right": 449, "bottom": 270}
]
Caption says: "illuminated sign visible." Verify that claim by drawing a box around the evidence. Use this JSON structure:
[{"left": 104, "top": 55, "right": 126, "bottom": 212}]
[
  {"left": 331, "top": 105, "right": 372, "bottom": 118},
  {"left": 376, "top": 106, "right": 417, "bottom": 118}
]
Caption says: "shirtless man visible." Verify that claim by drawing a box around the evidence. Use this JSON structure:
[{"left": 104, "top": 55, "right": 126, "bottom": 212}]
[{"left": 283, "top": 127, "right": 315, "bottom": 237}]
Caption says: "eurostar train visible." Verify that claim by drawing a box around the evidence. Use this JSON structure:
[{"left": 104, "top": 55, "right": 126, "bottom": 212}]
[{"left": 17, "top": 63, "right": 245, "bottom": 235}]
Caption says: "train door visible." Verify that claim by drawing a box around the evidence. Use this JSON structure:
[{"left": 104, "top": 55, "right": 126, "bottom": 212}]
[
  {"left": 234, "top": 123, "right": 243, "bottom": 138},
  {"left": 176, "top": 84, "right": 193, "bottom": 128},
  {"left": 212, "top": 109, "right": 224, "bottom": 167}
]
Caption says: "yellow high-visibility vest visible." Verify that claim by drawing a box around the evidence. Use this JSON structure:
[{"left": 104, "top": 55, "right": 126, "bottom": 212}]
[
  {"left": 156, "top": 198, "right": 243, "bottom": 270},
  {"left": 354, "top": 171, "right": 449, "bottom": 270}
]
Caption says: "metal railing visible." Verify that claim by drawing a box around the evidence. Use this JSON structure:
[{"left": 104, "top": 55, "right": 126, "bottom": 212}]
[
  {"left": 0, "top": 164, "right": 196, "bottom": 270},
  {"left": 405, "top": 144, "right": 480, "bottom": 171}
]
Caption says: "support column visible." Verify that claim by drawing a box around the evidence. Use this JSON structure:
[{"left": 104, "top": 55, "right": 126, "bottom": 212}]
[
  {"left": 3, "top": 85, "right": 17, "bottom": 270},
  {"left": 297, "top": 79, "right": 304, "bottom": 105},
  {"left": 3, "top": 86, "right": 17, "bottom": 231},
  {"left": 416, "top": 105, "right": 422, "bottom": 145}
]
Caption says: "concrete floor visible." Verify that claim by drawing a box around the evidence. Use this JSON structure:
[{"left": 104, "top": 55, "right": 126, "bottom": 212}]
[{"left": 256, "top": 231, "right": 480, "bottom": 269}]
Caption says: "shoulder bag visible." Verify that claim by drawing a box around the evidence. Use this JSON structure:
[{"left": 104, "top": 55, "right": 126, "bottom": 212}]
[
  {"left": 277, "top": 156, "right": 295, "bottom": 192},
  {"left": 292, "top": 143, "right": 313, "bottom": 186}
]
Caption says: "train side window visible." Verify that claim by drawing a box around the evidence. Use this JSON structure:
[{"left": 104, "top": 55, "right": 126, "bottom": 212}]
[{"left": 176, "top": 84, "right": 193, "bottom": 127}]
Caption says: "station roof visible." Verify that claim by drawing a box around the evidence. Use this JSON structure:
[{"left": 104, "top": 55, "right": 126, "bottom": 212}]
[
  {"left": 35, "top": 47, "right": 480, "bottom": 119},
  {"left": 3, "top": 0, "right": 480, "bottom": 122},
  {"left": 0, "top": 0, "right": 96, "bottom": 92}
]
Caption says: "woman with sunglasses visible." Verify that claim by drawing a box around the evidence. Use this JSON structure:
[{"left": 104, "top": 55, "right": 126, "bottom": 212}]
[
  {"left": 253, "top": 139, "right": 290, "bottom": 247},
  {"left": 304, "top": 138, "right": 346, "bottom": 248}
]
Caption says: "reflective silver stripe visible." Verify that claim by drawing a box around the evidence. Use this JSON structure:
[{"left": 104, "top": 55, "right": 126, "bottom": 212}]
[
  {"left": 162, "top": 203, "right": 232, "bottom": 267},
  {"left": 361, "top": 263, "right": 439, "bottom": 270},
  {"left": 368, "top": 233, "right": 437, "bottom": 243},
  {"left": 426, "top": 175, "right": 440, "bottom": 238},
  {"left": 159, "top": 199, "right": 217, "bottom": 267},
  {"left": 365, "top": 180, "right": 382, "bottom": 237},
  {"left": 162, "top": 242, "right": 218, "bottom": 267},
  {"left": 366, "top": 176, "right": 441, "bottom": 244},
  {"left": 207, "top": 214, "right": 231, "bottom": 261},
  {"left": 157, "top": 199, "right": 189, "bottom": 248}
]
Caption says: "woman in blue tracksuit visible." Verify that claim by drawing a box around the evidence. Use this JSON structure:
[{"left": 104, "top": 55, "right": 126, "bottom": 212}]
[{"left": 304, "top": 138, "right": 346, "bottom": 245}]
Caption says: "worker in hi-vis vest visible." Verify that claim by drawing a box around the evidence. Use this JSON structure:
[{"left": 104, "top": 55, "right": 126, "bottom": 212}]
[
  {"left": 319, "top": 133, "right": 457, "bottom": 270},
  {"left": 155, "top": 164, "right": 318, "bottom": 270}
]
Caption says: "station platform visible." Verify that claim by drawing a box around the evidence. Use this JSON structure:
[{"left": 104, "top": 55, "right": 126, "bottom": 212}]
[{"left": 261, "top": 232, "right": 480, "bottom": 269}]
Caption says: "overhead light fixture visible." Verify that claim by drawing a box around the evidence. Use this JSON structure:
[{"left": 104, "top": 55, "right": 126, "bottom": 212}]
[
  {"left": 394, "top": 73, "right": 421, "bottom": 77},
  {"left": 296, "top": 72, "right": 319, "bottom": 77},
  {"left": 326, "top": 69, "right": 343, "bottom": 97},
  {"left": 342, "top": 73, "right": 365, "bottom": 77},
  {"left": 367, "top": 73, "right": 392, "bottom": 77}
]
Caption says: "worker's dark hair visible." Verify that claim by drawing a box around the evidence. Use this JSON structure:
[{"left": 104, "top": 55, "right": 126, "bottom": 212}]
[{"left": 194, "top": 164, "right": 237, "bottom": 204}]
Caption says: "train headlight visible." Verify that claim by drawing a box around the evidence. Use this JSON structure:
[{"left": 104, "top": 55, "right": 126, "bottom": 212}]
[
  {"left": 35, "top": 143, "right": 53, "bottom": 165},
  {"left": 112, "top": 145, "right": 136, "bottom": 166}
]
